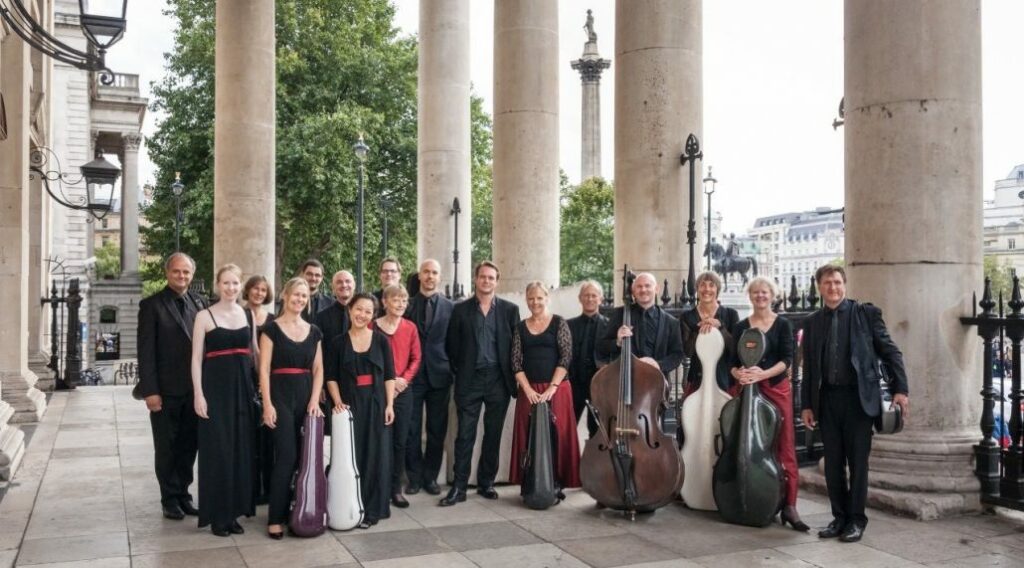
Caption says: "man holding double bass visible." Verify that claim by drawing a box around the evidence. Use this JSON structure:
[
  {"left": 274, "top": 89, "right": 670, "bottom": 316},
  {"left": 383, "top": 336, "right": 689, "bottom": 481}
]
[
  {"left": 597, "top": 272, "right": 684, "bottom": 376},
  {"left": 801, "top": 264, "right": 909, "bottom": 543}
]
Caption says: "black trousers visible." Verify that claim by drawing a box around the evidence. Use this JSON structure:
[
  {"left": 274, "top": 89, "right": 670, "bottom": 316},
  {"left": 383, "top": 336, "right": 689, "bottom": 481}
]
[
  {"left": 406, "top": 378, "right": 451, "bottom": 487},
  {"left": 149, "top": 393, "right": 199, "bottom": 507},
  {"left": 571, "top": 373, "right": 598, "bottom": 438},
  {"left": 820, "top": 386, "right": 874, "bottom": 529},
  {"left": 390, "top": 388, "right": 414, "bottom": 493},
  {"left": 267, "top": 375, "right": 311, "bottom": 525},
  {"left": 453, "top": 367, "right": 510, "bottom": 490}
]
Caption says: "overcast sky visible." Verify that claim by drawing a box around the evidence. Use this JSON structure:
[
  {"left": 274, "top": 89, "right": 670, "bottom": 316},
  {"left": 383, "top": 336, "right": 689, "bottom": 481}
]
[{"left": 111, "top": 0, "right": 1024, "bottom": 236}]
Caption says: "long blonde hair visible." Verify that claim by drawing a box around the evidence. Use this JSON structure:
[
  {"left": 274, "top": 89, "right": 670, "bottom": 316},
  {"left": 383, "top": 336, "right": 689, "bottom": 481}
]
[{"left": 278, "top": 277, "right": 310, "bottom": 315}]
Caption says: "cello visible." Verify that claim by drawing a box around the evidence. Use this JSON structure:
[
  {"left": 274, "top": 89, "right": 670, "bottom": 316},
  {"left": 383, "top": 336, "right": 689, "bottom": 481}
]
[
  {"left": 580, "top": 266, "right": 683, "bottom": 519},
  {"left": 712, "top": 328, "right": 783, "bottom": 527},
  {"left": 679, "top": 329, "right": 732, "bottom": 511}
]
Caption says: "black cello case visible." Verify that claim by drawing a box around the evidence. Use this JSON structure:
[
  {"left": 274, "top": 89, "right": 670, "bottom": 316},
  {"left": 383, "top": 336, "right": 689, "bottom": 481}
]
[{"left": 521, "top": 401, "right": 560, "bottom": 510}]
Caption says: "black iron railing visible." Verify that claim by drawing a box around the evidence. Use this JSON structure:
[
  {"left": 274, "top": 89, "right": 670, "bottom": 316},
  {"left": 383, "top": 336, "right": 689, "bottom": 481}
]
[{"left": 961, "top": 275, "right": 1024, "bottom": 510}]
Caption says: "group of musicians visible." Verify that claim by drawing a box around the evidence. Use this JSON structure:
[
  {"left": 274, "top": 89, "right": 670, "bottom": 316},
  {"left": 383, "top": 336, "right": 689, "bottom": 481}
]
[{"left": 138, "top": 252, "right": 908, "bottom": 543}]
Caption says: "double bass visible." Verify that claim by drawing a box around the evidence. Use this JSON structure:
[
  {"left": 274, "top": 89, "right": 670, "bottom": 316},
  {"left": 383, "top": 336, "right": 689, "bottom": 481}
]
[
  {"left": 712, "top": 328, "right": 783, "bottom": 527},
  {"left": 580, "top": 267, "right": 683, "bottom": 519}
]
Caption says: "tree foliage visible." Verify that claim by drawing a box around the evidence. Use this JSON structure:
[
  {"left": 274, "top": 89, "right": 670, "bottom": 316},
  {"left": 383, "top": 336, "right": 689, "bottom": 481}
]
[
  {"left": 94, "top": 242, "right": 120, "bottom": 280},
  {"left": 143, "top": 0, "right": 493, "bottom": 292},
  {"left": 470, "top": 94, "right": 493, "bottom": 266},
  {"left": 560, "top": 177, "right": 614, "bottom": 288},
  {"left": 985, "top": 255, "right": 1015, "bottom": 304}
]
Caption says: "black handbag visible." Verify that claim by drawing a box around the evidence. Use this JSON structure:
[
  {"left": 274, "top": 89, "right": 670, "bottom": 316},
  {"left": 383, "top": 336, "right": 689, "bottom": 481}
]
[{"left": 873, "top": 359, "right": 903, "bottom": 435}]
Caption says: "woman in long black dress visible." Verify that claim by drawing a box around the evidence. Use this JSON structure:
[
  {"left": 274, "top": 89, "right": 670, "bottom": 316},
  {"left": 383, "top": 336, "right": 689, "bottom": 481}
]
[
  {"left": 325, "top": 293, "right": 395, "bottom": 528},
  {"left": 259, "top": 277, "right": 325, "bottom": 539},
  {"left": 243, "top": 275, "right": 275, "bottom": 505},
  {"left": 191, "top": 264, "right": 257, "bottom": 537},
  {"left": 680, "top": 271, "right": 740, "bottom": 396}
]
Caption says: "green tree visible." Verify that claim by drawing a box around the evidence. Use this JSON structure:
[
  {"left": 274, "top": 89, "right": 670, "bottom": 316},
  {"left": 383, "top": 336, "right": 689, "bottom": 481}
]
[
  {"left": 985, "top": 255, "right": 1014, "bottom": 304},
  {"left": 470, "top": 94, "right": 493, "bottom": 266},
  {"left": 143, "top": 0, "right": 493, "bottom": 292},
  {"left": 94, "top": 242, "right": 121, "bottom": 280},
  {"left": 560, "top": 177, "right": 614, "bottom": 287}
]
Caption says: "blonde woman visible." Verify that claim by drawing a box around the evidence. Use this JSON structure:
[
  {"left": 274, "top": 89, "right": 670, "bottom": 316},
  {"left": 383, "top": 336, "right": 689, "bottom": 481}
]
[
  {"left": 190, "top": 264, "right": 257, "bottom": 536},
  {"left": 259, "top": 277, "right": 325, "bottom": 539}
]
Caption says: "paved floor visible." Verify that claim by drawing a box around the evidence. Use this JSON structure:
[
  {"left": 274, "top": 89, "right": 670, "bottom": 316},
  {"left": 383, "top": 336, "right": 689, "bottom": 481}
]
[{"left": 2, "top": 387, "right": 1024, "bottom": 568}]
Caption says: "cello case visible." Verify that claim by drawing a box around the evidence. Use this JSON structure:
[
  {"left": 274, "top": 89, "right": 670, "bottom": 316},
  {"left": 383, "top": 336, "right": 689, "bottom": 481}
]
[
  {"left": 521, "top": 401, "right": 560, "bottom": 510},
  {"left": 327, "top": 409, "right": 364, "bottom": 530},
  {"left": 712, "top": 328, "right": 783, "bottom": 527},
  {"left": 679, "top": 329, "right": 732, "bottom": 511},
  {"left": 289, "top": 414, "right": 328, "bottom": 537}
]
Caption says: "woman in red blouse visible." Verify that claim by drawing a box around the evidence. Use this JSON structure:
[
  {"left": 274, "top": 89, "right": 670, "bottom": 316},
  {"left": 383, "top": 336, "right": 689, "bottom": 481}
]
[{"left": 371, "top": 284, "right": 422, "bottom": 509}]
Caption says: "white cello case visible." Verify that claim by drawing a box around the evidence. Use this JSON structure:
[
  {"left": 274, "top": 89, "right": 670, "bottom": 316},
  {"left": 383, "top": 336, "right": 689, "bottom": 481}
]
[
  {"left": 327, "top": 409, "right": 364, "bottom": 530},
  {"left": 679, "top": 328, "right": 732, "bottom": 511}
]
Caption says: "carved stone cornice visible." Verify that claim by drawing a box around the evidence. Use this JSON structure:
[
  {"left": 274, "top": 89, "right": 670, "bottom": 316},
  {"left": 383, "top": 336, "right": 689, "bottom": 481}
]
[{"left": 122, "top": 133, "right": 143, "bottom": 151}]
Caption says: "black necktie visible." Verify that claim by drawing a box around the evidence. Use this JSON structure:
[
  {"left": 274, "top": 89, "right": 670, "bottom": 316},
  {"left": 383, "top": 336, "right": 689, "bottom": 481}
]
[
  {"left": 176, "top": 296, "right": 187, "bottom": 318},
  {"left": 425, "top": 297, "right": 435, "bottom": 330},
  {"left": 827, "top": 310, "right": 839, "bottom": 384}
]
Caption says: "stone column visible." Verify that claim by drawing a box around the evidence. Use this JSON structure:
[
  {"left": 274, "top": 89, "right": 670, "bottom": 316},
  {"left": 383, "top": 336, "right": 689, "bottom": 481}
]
[
  {"left": 614, "top": 0, "right": 702, "bottom": 293},
  {"left": 0, "top": 32, "right": 33, "bottom": 476},
  {"left": 844, "top": 0, "right": 981, "bottom": 518},
  {"left": 214, "top": 0, "right": 276, "bottom": 282},
  {"left": 417, "top": 0, "right": 470, "bottom": 293},
  {"left": 571, "top": 33, "right": 610, "bottom": 182},
  {"left": 27, "top": 158, "right": 52, "bottom": 386},
  {"left": 120, "top": 133, "right": 141, "bottom": 278},
  {"left": 492, "top": 0, "right": 559, "bottom": 293}
]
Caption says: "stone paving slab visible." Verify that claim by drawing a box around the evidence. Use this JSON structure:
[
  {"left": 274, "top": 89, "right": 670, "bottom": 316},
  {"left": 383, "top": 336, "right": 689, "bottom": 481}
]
[{"left": 2, "top": 387, "right": 1024, "bottom": 568}]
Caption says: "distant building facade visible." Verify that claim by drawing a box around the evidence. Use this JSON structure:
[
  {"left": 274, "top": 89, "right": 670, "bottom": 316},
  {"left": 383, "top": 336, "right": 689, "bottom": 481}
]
[
  {"left": 745, "top": 207, "right": 844, "bottom": 287},
  {"left": 983, "top": 165, "right": 1024, "bottom": 274}
]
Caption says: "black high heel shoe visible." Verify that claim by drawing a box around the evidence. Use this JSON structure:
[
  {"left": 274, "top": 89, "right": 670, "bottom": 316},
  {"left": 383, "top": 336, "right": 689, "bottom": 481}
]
[
  {"left": 780, "top": 506, "right": 810, "bottom": 532},
  {"left": 267, "top": 524, "right": 284, "bottom": 540}
]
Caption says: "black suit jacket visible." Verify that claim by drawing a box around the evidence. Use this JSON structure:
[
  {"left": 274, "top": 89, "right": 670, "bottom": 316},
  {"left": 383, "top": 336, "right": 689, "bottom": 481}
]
[
  {"left": 405, "top": 292, "right": 454, "bottom": 389},
  {"left": 316, "top": 301, "right": 350, "bottom": 380},
  {"left": 568, "top": 313, "right": 609, "bottom": 383},
  {"left": 597, "top": 305, "right": 685, "bottom": 375},
  {"left": 136, "top": 286, "right": 208, "bottom": 398},
  {"left": 445, "top": 295, "right": 521, "bottom": 397},
  {"left": 801, "top": 299, "right": 909, "bottom": 417}
]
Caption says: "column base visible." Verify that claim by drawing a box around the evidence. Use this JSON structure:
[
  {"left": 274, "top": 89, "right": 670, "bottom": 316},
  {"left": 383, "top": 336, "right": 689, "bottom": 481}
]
[
  {"left": 0, "top": 369, "right": 46, "bottom": 424},
  {"left": 799, "top": 429, "right": 982, "bottom": 520},
  {"left": 0, "top": 398, "right": 25, "bottom": 481},
  {"left": 28, "top": 350, "right": 55, "bottom": 393}
]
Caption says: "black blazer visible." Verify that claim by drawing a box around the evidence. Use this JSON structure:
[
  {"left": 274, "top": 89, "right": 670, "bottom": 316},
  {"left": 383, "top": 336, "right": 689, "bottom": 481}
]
[
  {"left": 301, "top": 291, "right": 334, "bottom": 323},
  {"left": 136, "top": 286, "right": 208, "bottom": 398},
  {"left": 404, "top": 292, "right": 454, "bottom": 389},
  {"left": 801, "top": 299, "right": 909, "bottom": 417},
  {"left": 445, "top": 295, "right": 521, "bottom": 397},
  {"left": 567, "top": 313, "right": 609, "bottom": 383},
  {"left": 597, "top": 304, "right": 685, "bottom": 375}
]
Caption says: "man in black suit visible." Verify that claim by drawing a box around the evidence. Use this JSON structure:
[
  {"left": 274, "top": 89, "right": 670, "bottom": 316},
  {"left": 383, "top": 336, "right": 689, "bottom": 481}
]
[
  {"left": 316, "top": 269, "right": 355, "bottom": 432},
  {"left": 568, "top": 280, "right": 608, "bottom": 438},
  {"left": 403, "top": 259, "right": 454, "bottom": 496},
  {"left": 440, "top": 261, "right": 520, "bottom": 506},
  {"left": 300, "top": 259, "right": 332, "bottom": 321},
  {"left": 136, "top": 252, "right": 207, "bottom": 520},
  {"left": 801, "top": 264, "right": 909, "bottom": 543},
  {"left": 597, "top": 272, "right": 684, "bottom": 376}
]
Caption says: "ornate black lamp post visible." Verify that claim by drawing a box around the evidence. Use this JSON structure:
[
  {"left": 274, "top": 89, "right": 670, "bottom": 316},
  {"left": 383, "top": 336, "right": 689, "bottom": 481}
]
[
  {"left": 353, "top": 134, "right": 369, "bottom": 291},
  {"left": 0, "top": 0, "right": 127, "bottom": 82},
  {"left": 702, "top": 166, "right": 718, "bottom": 271},
  {"left": 171, "top": 172, "right": 184, "bottom": 252},
  {"left": 450, "top": 197, "right": 462, "bottom": 299},
  {"left": 679, "top": 133, "right": 703, "bottom": 301},
  {"left": 30, "top": 146, "right": 120, "bottom": 221}
]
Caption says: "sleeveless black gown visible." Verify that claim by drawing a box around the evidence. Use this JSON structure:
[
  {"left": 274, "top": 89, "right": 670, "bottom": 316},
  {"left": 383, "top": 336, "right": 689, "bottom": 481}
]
[{"left": 198, "top": 312, "right": 256, "bottom": 529}]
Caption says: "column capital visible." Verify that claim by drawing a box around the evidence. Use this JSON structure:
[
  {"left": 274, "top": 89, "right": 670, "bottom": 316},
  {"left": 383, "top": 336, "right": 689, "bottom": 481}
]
[
  {"left": 122, "top": 133, "right": 143, "bottom": 151},
  {"left": 571, "top": 57, "right": 611, "bottom": 83}
]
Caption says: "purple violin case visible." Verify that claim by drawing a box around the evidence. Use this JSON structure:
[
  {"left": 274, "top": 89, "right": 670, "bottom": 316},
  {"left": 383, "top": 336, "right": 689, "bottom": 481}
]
[{"left": 289, "top": 414, "right": 328, "bottom": 537}]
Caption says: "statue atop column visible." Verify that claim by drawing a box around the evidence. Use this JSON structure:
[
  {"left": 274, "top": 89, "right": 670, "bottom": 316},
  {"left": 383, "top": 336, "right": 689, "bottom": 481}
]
[
  {"left": 571, "top": 10, "right": 610, "bottom": 181},
  {"left": 584, "top": 9, "right": 597, "bottom": 43}
]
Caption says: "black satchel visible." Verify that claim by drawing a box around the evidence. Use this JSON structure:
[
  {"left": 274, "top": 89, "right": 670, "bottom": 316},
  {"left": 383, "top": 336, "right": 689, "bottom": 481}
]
[{"left": 874, "top": 360, "right": 904, "bottom": 435}]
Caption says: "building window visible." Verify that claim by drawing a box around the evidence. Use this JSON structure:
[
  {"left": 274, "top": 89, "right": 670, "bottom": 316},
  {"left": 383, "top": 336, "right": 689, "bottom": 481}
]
[
  {"left": 101, "top": 236, "right": 110, "bottom": 247},
  {"left": 99, "top": 306, "right": 118, "bottom": 324},
  {"left": 101, "top": 218, "right": 108, "bottom": 229},
  {"left": 1011, "top": 239, "right": 1017, "bottom": 250}
]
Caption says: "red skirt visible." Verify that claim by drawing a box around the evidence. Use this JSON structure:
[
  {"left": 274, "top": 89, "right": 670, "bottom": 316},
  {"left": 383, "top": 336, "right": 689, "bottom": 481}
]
[
  {"left": 758, "top": 378, "right": 799, "bottom": 507},
  {"left": 509, "top": 381, "right": 581, "bottom": 488}
]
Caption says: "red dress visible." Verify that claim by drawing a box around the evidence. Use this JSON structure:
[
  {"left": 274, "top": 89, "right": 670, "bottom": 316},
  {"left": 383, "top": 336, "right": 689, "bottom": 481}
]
[{"left": 508, "top": 316, "right": 581, "bottom": 488}]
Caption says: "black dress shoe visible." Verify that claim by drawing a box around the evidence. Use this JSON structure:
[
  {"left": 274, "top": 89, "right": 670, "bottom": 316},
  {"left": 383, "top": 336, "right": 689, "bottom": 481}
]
[
  {"left": 230, "top": 520, "right": 244, "bottom": 535},
  {"left": 162, "top": 503, "right": 185, "bottom": 520},
  {"left": 423, "top": 480, "right": 441, "bottom": 495},
  {"left": 179, "top": 500, "right": 200, "bottom": 516},
  {"left": 477, "top": 486, "right": 499, "bottom": 500},
  {"left": 439, "top": 487, "right": 467, "bottom": 506},
  {"left": 839, "top": 524, "right": 865, "bottom": 543},
  {"left": 405, "top": 482, "right": 421, "bottom": 495},
  {"left": 267, "top": 529, "right": 284, "bottom": 540},
  {"left": 211, "top": 525, "right": 232, "bottom": 537},
  {"left": 818, "top": 520, "right": 846, "bottom": 539},
  {"left": 392, "top": 493, "right": 410, "bottom": 508}
]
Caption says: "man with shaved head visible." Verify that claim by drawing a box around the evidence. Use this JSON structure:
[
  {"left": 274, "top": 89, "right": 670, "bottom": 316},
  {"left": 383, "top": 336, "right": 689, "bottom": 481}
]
[
  {"left": 597, "top": 272, "right": 684, "bottom": 376},
  {"left": 403, "top": 259, "right": 454, "bottom": 495},
  {"left": 316, "top": 270, "right": 356, "bottom": 428}
]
